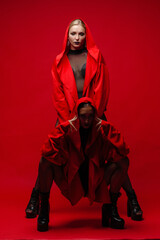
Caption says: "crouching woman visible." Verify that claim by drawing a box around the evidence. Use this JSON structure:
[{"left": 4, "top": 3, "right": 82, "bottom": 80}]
[{"left": 38, "top": 97, "right": 129, "bottom": 231}]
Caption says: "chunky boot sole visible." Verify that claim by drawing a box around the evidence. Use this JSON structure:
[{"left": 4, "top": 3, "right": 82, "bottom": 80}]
[
  {"left": 128, "top": 211, "right": 143, "bottom": 221},
  {"left": 26, "top": 211, "right": 38, "bottom": 218},
  {"left": 131, "top": 214, "right": 143, "bottom": 221},
  {"left": 127, "top": 200, "right": 143, "bottom": 221},
  {"left": 102, "top": 201, "right": 125, "bottom": 229},
  {"left": 102, "top": 218, "right": 124, "bottom": 229},
  {"left": 110, "top": 218, "right": 125, "bottom": 229},
  {"left": 37, "top": 222, "right": 48, "bottom": 232}
]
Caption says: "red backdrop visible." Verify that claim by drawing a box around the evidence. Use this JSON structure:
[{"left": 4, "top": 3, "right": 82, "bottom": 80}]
[{"left": 0, "top": 0, "right": 160, "bottom": 237}]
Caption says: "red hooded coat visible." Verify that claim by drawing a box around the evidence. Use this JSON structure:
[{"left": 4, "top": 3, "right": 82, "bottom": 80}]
[
  {"left": 42, "top": 98, "right": 129, "bottom": 206},
  {"left": 51, "top": 20, "right": 110, "bottom": 123}
]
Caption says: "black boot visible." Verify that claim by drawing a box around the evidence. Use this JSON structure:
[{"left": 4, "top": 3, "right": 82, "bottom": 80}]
[
  {"left": 25, "top": 188, "right": 39, "bottom": 218},
  {"left": 110, "top": 191, "right": 125, "bottom": 229},
  {"left": 127, "top": 189, "right": 143, "bottom": 221},
  {"left": 37, "top": 192, "right": 50, "bottom": 232}
]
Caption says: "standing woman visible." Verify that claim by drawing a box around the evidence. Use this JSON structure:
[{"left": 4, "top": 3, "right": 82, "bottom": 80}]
[
  {"left": 26, "top": 19, "right": 142, "bottom": 221},
  {"left": 52, "top": 19, "right": 109, "bottom": 124}
]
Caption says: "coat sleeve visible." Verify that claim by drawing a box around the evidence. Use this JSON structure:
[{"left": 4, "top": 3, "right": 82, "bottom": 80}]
[
  {"left": 101, "top": 120, "right": 130, "bottom": 157},
  {"left": 93, "top": 54, "right": 110, "bottom": 118},
  {"left": 41, "top": 121, "right": 70, "bottom": 165},
  {"left": 52, "top": 61, "right": 70, "bottom": 123}
]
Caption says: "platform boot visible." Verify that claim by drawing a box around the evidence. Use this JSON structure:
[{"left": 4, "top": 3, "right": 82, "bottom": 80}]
[
  {"left": 25, "top": 188, "right": 39, "bottom": 218},
  {"left": 127, "top": 189, "right": 143, "bottom": 221},
  {"left": 37, "top": 192, "right": 50, "bottom": 232},
  {"left": 102, "top": 192, "right": 125, "bottom": 229},
  {"left": 110, "top": 191, "right": 125, "bottom": 229}
]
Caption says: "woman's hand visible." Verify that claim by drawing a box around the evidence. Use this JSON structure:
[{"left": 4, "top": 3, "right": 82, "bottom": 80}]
[
  {"left": 68, "top": 116, "right": 78, "bottom": 131},
  {"left": 95, "top": 117, "right": 102, "bottom": 131}
]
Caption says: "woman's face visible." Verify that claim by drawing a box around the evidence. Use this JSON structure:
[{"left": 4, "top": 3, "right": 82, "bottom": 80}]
[
  {"left": 78, "top": 104, "right": 94, "bottom": 129},
  {"left": 68, "top": 25, "right": 86, "bottom": 50}
]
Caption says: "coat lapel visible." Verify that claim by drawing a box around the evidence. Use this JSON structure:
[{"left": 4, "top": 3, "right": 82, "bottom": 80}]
[{"left": 57, "top": 55, "right": 78, "bottom": 109}]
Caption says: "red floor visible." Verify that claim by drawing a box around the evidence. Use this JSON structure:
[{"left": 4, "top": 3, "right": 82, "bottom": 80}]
[{"left": 1, "top": 181, "right": 160, "bottom": 240}]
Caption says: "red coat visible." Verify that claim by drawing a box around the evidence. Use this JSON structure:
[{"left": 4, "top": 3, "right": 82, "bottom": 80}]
[
  {"left": 42, "top": 116, "right": 129, "bottom": 206},
  {"left": 51, "top": 20, "right": 110, "bottom": 123}
]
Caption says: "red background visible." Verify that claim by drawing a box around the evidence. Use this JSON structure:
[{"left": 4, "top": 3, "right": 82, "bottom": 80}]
[{"left": 0, "top": 0, "right": 160, "bottom": 238}]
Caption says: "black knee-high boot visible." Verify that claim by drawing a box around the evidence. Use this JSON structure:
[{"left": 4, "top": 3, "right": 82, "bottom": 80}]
[{"left": 37, "top": 192, "right": 50, "bottom": 232}]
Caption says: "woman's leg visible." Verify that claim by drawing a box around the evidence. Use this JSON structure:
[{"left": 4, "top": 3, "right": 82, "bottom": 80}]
[
  {"left": 122, "top": 174, "right": 143, "bottom": 220},
  {"left": 38, "top": 157, "right": 54, "bottom": 193},
  {"left": 122, "top": 174, "right": 133, "bottom": 193},
  {"left": 108, "top": 157, "right": 129, "bottom": 193},
  {"left": 25, "top": 160, "right": 54, "bottom": 218},
  {"left": 25, "top": 119, "right": 59, "bottom": 218},
  {"left": 25, "top": 156, "right": 55, "bottom": 218},
  {"left": 37, "top": 157, "right": 55, "bottom": 232},
  {"left": 102, "top": 157, "right": 129, "bottom": 229},
  {"left": 34, "top": 175, "right": 39, "bottom": 190},
  {"left": 105, "top": 158, "right": 143, "bottom": 221}
]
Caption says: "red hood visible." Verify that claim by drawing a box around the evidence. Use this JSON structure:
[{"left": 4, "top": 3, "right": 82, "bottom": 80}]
[
  {"left": 76, "top": 97, "right": 96, "bottom": 110},
  {"left": 56, "top": 19, "right": 100, "bottom": 65},
  {"left": 74, "top": 97, "right": 97, "bottom": 117}
]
